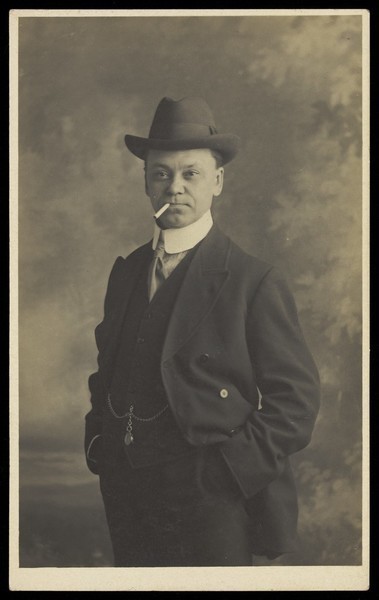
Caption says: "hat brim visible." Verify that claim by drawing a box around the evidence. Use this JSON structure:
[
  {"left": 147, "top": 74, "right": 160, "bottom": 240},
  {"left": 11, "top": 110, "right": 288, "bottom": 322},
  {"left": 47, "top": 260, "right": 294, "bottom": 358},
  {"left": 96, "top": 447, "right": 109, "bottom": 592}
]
[{"left": 124, "top": 133, "right": 240, "bottom": 165}]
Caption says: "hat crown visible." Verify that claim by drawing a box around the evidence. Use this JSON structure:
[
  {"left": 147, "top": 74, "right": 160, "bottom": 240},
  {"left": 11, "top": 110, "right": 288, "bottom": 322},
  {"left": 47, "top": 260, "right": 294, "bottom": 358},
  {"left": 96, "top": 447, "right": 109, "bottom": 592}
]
[
  {"left": 149, "top": 96, "right": 217, "bottom": 140},
  {"left": 124, "top": 95, "right": 240, "bottom": 164}
]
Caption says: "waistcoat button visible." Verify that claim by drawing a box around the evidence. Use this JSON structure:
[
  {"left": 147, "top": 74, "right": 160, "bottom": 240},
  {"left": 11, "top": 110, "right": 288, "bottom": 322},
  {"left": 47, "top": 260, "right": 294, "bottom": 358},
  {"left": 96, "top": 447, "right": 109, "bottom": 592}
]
[{"left": 219, "top": 388, "right": 229, "bottom": 398}]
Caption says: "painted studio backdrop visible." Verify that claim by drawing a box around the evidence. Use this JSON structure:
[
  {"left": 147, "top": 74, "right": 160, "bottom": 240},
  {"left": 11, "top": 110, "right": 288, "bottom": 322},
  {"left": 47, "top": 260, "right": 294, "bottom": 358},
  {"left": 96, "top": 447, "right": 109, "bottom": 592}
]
[{"left": 18, "top": 15, "right": 362, "bottom": 567}]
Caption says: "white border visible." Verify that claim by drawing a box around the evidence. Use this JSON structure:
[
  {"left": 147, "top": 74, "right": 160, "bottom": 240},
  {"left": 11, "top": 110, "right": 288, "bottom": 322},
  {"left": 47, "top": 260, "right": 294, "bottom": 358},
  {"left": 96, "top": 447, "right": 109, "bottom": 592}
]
[
  {"left": 9, "top": 8, "right": 20, "bottom": 579},
  {"left": 361, "top": 7, "right": 370, "bottom": 582},
  {"left": 10, "top": 565, "right": 370, "bottom": 592},
  {"left": 10, "top": 8, "right": 369, "bottom": 18}
]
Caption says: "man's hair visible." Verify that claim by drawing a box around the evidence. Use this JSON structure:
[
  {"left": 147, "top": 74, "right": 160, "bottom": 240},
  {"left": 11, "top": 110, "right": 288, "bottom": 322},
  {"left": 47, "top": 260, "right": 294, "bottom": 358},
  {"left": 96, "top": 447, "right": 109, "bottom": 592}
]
[{"left": 143, "top": 149, "right": 224, "bottom": 171}]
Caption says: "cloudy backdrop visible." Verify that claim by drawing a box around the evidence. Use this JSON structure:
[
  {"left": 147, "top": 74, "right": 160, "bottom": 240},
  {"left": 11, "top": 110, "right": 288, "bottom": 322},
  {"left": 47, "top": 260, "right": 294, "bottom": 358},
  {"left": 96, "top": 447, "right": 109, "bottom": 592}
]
[{"left": 16, "top": 13, "right": 363, "bottom": 567}]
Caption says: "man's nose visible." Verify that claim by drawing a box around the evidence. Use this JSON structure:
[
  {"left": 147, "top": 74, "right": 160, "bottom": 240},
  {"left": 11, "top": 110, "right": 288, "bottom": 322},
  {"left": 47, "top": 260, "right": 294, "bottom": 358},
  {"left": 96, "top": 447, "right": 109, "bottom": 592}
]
[{"left": 167, "top": 174, "right": 184, "bottom": 195}]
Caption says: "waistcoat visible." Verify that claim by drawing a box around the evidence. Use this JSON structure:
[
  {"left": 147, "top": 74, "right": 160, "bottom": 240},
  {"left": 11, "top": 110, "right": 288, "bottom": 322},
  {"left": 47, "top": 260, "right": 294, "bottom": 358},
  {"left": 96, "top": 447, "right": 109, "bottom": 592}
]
[{"left": 108, "top": 246, "right": 198, "bottom": 468}]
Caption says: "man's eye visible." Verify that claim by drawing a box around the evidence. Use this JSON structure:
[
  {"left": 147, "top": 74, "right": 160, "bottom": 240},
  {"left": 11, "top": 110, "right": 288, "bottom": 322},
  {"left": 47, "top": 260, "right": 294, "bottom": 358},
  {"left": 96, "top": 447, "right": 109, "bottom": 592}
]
[
  {"left": 154, "top": 171, "right": 169, "bottom": 179},
  {"left": 184, "top": 170, "right": 198, "bottom": 178}
]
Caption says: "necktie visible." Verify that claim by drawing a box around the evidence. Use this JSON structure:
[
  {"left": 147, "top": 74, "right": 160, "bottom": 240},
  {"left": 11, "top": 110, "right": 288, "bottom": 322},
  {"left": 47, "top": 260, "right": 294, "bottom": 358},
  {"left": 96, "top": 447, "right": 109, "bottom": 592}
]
[{"left": 148, "top": 241, "right": 166, "bottom": 301}]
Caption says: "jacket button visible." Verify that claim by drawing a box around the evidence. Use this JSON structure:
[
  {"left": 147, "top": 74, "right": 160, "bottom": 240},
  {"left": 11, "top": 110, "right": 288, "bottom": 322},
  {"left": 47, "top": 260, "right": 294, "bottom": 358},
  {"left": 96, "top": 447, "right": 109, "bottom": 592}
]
[
  {"left": 137, "top": 337, "right": 145, "bottom": 344},
  {"left": 219, "top": 388, "right": 228, "bottom": 398},
  {"left": 200, "top": 353, "right": 209, "bottom": 364}
]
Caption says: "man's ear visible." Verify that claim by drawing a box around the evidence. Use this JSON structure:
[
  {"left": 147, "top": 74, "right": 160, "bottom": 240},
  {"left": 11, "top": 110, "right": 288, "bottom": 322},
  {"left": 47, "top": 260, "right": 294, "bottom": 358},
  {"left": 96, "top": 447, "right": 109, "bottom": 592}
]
[{"left": 213, "top": 167, "right": 224, "bottom": 197}]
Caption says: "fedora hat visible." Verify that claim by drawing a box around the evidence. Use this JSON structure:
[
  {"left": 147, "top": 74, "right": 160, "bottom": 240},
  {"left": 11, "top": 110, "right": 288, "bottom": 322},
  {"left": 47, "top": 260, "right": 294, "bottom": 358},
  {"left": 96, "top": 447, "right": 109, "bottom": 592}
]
[{"left": 124, "top": 96, "right": 240, "bottom": 165}]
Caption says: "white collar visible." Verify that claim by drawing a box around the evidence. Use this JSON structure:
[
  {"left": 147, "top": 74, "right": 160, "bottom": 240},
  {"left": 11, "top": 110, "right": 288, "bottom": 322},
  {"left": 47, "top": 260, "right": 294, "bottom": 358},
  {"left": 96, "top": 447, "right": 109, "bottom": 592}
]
[{"left": 152, "top": 210, "right": 213, "bottom": 254}]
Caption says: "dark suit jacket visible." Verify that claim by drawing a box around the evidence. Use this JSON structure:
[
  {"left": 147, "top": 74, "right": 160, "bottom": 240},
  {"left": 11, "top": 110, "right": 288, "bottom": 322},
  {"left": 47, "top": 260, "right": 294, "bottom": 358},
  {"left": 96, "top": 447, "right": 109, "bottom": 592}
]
[{"left": 85, "top": 225, "right": 320, "bottom": 557}]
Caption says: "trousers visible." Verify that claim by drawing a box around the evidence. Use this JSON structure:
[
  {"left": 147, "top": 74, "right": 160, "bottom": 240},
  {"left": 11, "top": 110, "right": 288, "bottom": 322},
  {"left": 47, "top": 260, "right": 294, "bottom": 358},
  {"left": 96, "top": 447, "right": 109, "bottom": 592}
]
[{"left": 98, "top": 445, "right": 253, "bottom": 567}]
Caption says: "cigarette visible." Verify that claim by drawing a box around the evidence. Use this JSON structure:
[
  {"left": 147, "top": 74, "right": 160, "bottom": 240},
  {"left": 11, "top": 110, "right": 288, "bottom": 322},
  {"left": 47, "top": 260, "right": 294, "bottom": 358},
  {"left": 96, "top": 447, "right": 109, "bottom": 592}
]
[{"left": 153, "top": 203, "right": 170, "bottom": 220}]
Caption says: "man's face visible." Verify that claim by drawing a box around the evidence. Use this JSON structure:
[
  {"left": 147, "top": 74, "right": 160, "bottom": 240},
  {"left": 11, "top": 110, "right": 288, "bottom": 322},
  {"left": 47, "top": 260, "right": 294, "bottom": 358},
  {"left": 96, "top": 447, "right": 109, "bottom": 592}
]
[{"left": 145, "top": 148, "right": 224, "bottom": 229}]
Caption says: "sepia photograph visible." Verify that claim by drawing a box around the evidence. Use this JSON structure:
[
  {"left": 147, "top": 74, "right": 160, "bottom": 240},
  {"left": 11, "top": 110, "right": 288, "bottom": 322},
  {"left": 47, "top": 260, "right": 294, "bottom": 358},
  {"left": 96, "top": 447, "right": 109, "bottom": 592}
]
[{"left": 9, "top": 8, "right": 369, "bottom": 591}]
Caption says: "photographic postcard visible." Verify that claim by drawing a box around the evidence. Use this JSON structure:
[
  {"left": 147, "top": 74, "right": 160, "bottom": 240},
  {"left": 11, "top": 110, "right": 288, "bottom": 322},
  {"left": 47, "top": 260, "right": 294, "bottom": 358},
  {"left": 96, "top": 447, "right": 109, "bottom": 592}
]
[{"left": 9, "top": 8, "right": 370, "bottom": 592}]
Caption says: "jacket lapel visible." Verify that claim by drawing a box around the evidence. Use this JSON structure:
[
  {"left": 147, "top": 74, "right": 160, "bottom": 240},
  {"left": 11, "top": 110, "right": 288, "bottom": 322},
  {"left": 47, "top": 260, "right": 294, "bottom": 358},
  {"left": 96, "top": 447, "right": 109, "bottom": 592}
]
[
  {"left": 100, "top": 243, "right": 152, "bottom": 385},
  {"left": 162, "top": 225, "right": 231, "bottom": 361}
]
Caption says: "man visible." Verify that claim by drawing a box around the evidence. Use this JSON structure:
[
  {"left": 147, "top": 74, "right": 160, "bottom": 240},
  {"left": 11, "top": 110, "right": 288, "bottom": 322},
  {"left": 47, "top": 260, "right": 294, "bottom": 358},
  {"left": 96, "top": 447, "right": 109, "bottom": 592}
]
[{"left": 84, "top": 96, "right": 320, "bottom": 567}]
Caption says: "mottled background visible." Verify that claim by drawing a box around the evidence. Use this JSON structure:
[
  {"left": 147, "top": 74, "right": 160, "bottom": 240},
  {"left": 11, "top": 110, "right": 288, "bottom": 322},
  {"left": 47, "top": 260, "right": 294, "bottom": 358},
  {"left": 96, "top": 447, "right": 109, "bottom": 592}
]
[{"left": 18, "top": 14, "right": 363, "bottom": 566}]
